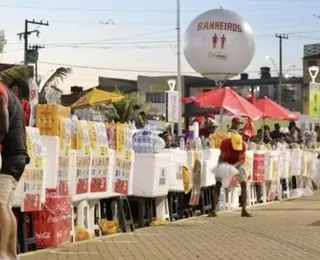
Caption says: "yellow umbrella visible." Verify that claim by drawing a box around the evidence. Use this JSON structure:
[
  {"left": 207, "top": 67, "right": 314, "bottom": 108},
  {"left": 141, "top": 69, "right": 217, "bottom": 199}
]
[{"left": 71, "top": 88, "right": 124, "bottom": 109}]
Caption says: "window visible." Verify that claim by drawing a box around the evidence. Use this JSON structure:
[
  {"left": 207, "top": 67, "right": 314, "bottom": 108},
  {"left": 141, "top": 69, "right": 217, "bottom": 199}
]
[
  {"left": 308, "top": 60, "right": 317, "bottom": 67},
  {"left": 146, "top": 92, "right": 165, "bottom": 103}
]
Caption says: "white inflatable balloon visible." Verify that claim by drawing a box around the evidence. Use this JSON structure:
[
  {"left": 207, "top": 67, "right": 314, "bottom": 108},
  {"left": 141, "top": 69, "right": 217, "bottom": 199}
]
[{"left": 184, "top": 8, "right": 255, "bottom": 81}]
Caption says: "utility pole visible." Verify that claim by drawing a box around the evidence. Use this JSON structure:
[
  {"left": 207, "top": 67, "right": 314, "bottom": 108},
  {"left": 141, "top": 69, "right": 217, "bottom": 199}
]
[
  {"left": 29, "top": 45, "right": 45, "bottom": 83},
  {"left": 275, "top": 34, "right": 288, "bottom": 105},
  {"left": 176, "top": 0, "right": 182, "bottom": 136},
  {"left": 17, "top": 19, "right": 49, "bottom": 65}
]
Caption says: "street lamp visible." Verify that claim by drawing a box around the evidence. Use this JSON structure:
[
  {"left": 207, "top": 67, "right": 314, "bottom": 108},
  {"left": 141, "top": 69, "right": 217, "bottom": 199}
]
[
  {"left": 265, "top": 55, "right": 279, "bottom": 75},
  {"left": 265, "top": 55, "right": 295, "bottom": 104}
]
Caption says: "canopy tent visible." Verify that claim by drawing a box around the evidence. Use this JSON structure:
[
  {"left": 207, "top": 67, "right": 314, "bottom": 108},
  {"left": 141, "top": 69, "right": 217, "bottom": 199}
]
[{"left": 71, "top": 88, "right": 124, "bottom": 109}]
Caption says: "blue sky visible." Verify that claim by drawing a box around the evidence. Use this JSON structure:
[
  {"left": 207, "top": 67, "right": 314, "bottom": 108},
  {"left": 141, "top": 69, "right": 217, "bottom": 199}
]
[{"left": 1, "top": 0, "right": 320, "bottom": 93}]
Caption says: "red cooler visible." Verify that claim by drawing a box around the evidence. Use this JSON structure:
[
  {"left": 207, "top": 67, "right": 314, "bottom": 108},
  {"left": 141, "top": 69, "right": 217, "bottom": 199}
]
[
  {"left": 34, "top": 189, "right": 71, "bottom": 248},
  {"left": 252, "top": 152, "right": 265, "bottom": 184}
]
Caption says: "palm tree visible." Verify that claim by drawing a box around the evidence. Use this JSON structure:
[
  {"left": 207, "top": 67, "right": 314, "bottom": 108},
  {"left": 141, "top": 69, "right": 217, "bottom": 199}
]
[
  {"left": 0, "top": 65, "right": 31, "bottom": 85},
  {"left": 105, "top": 88, "right": 151, "bottom": 123},
  {"left": 37, "top": 67, "right": 72, "bottom": 103},
  {"left": 37, "top": 67, "right": 72, "bottom": 91}
]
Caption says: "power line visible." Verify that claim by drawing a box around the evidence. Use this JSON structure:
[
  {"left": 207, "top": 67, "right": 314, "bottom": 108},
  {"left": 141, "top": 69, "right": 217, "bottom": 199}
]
[
  {"left": 42, "top": 45, "right": 176, "bottom": 50},
  {"left": 6, "top": 29, "right": 319, "bottom": 48},
  {"left": 39, "top": 40, "right": 176, "bottom": 46},
  {"left": 38, "top": 61, "right": 303, "bottom": 74},
  {"left": 0, "top": 4, "right": 319, "bottom": 12},
  {"left": 52, "top": 29, "right": 175, "bottom": 46}
]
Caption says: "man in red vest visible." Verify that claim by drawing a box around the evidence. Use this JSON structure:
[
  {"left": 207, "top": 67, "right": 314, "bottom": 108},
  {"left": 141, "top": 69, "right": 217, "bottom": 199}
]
[{"left": 208, "top": 133, "right": 252, "bottom": 217}]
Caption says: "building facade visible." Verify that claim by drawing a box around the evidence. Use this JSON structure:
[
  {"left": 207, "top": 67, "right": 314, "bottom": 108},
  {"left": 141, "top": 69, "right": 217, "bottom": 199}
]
[
  {"left": 137, "top": 75, "right": 186, "bottom": 115},
  {"left": 136, "top": 68, "right": 303, "bottom": 117},
  {"left": 62, "top": 67, "right": 303, "bottom": 119}
]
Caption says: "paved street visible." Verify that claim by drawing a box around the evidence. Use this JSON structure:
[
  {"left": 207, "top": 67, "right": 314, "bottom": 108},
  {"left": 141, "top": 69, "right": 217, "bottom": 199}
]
[{"left": 21, "top": 192, "right": 320, "bottom": 260}]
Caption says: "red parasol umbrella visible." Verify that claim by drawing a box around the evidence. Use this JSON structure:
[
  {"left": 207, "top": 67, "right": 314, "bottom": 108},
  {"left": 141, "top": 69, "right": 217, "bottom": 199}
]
[
  {"left": 242, "top": 119, "right": 256, "bottom": 138},
  {"left": 255, "top": 96, "right": 300, "bottom": 120},
  {"left": 182, "top": 87, "right": 263, "bottom": 120},
  {"left": 248, "top": 91, "right": 257, "bottom": 105}
]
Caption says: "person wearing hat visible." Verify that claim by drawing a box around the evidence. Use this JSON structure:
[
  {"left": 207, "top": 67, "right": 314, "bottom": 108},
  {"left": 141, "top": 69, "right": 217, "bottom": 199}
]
[
  {"left": 199, "top": 118, "right": 219, "bottom": 138},
  {"left": 209, "top": 133, "right": 252, "bottom": 217},
  {"left": 228, "top": 117, "right": 243, "bottom": 133}
]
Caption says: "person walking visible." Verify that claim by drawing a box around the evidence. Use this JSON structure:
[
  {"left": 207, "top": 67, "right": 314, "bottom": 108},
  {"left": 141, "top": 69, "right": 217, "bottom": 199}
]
[
  {"left": 208, "top": 133, "right": 252, "bottom": 217},
  {"left": 0, "top": 82, "right": 30, "bottom": 260}
]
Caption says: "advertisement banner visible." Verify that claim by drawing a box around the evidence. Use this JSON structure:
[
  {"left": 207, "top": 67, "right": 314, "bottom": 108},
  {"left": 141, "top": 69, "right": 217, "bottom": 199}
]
[
  {"left": 309, "top": 82, "right": 320, "bottom": 120},
  {"left": 165, "top": 91, "right": 179, "bottom": 123},
  {"left": 76, "top": 156, "right": 91, "bottom": 194},
  {"left": 90, "top": 157, "right": 109, "bottom": 193},
  {"left": 114, "top": 150, "right": 133, "bottom": 195},
  {"left": 21, "top": 127, "right": 44, "bottom": 212}
]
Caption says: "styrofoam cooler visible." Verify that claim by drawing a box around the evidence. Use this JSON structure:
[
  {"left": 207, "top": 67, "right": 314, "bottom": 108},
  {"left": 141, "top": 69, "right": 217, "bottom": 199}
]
[
  {"left": 68, "top": 149, "right": 77, "bottom": 197},
  {"left": 252, "top": 151, "right": 265, "bottom": 184},
  {"left": 71, "top": 149, "right": 93, "bottom": 202},
  {"left": 40, "top": 147, "right": 47, "bottom": 204},
  {"left": 311, "top": 154, "right": 318, "bottom": 180},
  {"left": 303, "top": 152, "right": 317, "bottom": 178},
  {"left": 88, "top": 149, "right": 118, "bottom": 199},
  {"left": 13, "top": 152, "right": 47, "bottom": 208},
  {"left": 112, "top": 150, "right": 135, "bottom": 195},
  {"left": 264, "top": 151, "right": 280, "bottom": 181},
  {"left": 162, "top": 149, "right": 187, "bottom": 192},
  {"left": 279, "top": 150, "right": 290, "bottom": 179},
  {"left": 291, "top": 149, "right": 303, "bottom": 176},
  {"left": 202, "top": 149, "right": 220, "bottom": 187},
  {"left": 132, "top": 153, "right": 171, "bottom": 197},
  {"left": 40, "top": 136, "right": 59, "bottom": 189},
  {"left": 105, "top": 149, "right": 119, "bottom": 198},
  {"left": 245, "top": 151, "right": 254, "bottom": 181},
  {"left": 186, "top": 150, "right": 204, "bottom": 188}
]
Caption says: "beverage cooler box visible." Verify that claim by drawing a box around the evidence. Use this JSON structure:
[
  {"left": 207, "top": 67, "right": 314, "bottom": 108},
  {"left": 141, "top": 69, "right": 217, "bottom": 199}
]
[{"left": 132, "top": 153, "right": 170, "bottom": 197}]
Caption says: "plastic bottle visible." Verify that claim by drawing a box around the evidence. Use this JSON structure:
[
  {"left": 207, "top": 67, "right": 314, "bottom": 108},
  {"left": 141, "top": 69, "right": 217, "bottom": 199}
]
[
  {"left": 133, "top": 136, "right": 138, "bottom": 152},
  {"left": 140, "top": 135, "right": 147, "bottom": 153},
  {"left": 179, "top": 138, "right": 185, "bottom": 150},
  {"left": 186, "top": 138, "right": 191, "bottom": 151},
  {"left": 196, "top": 137, "right": 202, "bottom": 150},
  {"left": 137, "top": 136, "right": 141, "bottom": 153},
  {"left": 188, "top": 126, "right": 195, "bottom": 140},
  {"left": 147, "top": 137, "right": 153, "bottom": 153},
  {"left": 193, "top": 122, "right": 199, "bottom": 139},
  {"left": 131, "top": 120, "right": 136, "bottom": 129}
]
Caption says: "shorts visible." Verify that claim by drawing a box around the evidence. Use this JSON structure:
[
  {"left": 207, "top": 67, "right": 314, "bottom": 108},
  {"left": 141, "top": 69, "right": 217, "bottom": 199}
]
[
  {"left": 215, "top": 165, "right": 247, "bottom": 183},
  {"left": 0, "top": 174, "right": 18, "bottom": 207}
]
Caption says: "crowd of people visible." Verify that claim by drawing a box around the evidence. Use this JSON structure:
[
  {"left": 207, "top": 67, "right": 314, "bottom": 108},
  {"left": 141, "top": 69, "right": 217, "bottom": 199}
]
[{"left": 182, "top": 114, "right": 320, "bottom": 149}]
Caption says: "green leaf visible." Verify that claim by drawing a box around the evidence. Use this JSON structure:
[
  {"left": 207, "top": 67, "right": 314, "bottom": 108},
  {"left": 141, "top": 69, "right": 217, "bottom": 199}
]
[
  {"left": 39, "top": 67, "right": 72, "bottom": 91},
  {"left": 106, "top": 87, "right": 151, "bottom": 123},
  {"left": 0, "top": 65, "right": 30, "bottom": 85}
]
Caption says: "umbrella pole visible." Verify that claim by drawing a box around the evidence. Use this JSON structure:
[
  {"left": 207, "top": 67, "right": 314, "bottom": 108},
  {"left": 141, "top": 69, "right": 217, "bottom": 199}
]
[
  {"left": 218, "top": 81, "right": 224, "bottom": 131},
  {"left": 97, "top": 106, "right": 102, "bottom": 122},
  {"left": 219, "top": 108, "right": 224, "bottom": 131},
  {"left": 261, "top": 118, "right": 265, "bottom": 144}
]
